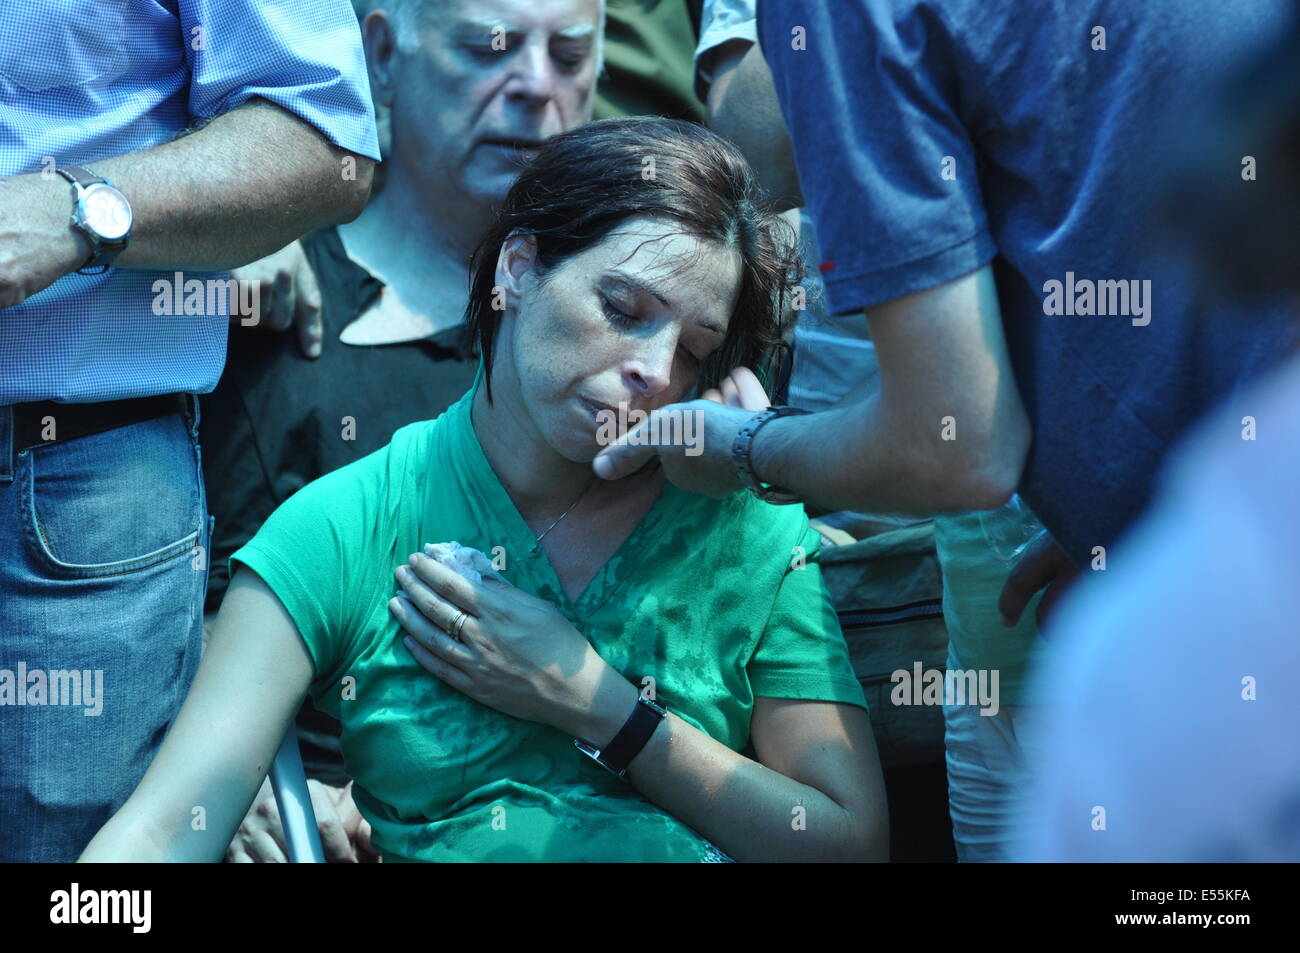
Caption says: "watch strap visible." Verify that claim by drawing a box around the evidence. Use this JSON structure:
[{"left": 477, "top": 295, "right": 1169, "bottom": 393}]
[
  {"left": 57, "top": 166, "right": 107, "bottom": 189},
  {"left": 575, "top": 695, "right": 666, "bottom": 779},
  {"left": 57, "top": 166, "right": 128, "bottom": 274}
]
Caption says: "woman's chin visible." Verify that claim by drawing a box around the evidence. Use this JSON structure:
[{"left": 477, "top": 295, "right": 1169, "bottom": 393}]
[{"left": 542, "top": 427, "right": 603, "bottom": 465}]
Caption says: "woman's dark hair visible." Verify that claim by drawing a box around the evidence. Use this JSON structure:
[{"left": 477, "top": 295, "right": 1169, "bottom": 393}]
[{"left": 464, "top": 116, "right": 802, "bottom": 404}]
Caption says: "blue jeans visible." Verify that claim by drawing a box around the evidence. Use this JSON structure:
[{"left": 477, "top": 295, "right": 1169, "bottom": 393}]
[{"left": 0, "top": 397, "right": 210, "bottom": 861}]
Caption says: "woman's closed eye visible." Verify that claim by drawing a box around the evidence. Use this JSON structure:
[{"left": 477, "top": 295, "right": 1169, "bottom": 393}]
[
  {"left": 601, "top": 294, "right": 704, "bottom": 368},
  {"left": 599, "top": 293, "right": 639, "bottom": 329}
]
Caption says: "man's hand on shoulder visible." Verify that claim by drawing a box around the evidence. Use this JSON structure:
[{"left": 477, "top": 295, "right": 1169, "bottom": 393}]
[{"left": 230, "top": 239, "right": 324, "bottom": 358}]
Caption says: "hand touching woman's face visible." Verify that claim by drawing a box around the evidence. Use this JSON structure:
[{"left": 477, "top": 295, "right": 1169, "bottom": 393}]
[{"left": 491, "top": 215, "right": 743, "bottom": 461}]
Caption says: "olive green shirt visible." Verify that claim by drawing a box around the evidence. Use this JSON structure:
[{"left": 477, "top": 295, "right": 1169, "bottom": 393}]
[{"left": 594, "top": 0, "right": 707, "bottom": 123}]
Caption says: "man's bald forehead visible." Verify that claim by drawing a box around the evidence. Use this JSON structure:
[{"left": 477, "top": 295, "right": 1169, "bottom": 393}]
[
  {"left": 373, "top": 0, "right": 603, "bottom": 33},
  {"left": 373, "top": 0, "right": 605, "bottom": 71}
]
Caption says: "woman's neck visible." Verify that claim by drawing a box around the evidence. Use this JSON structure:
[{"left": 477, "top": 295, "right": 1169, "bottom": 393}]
[{"left": 470, "top": 379, "right": 596, "bottom": 518}]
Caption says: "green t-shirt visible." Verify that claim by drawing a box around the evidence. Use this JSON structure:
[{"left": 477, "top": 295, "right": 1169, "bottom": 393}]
[{"left": 232, "top": 368, "right": 866, "bottom": 862}]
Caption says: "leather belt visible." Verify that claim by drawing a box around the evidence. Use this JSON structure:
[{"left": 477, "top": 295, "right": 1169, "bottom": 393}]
[{"left": 11, "top": 394, "right": 187, "bottom": 454}]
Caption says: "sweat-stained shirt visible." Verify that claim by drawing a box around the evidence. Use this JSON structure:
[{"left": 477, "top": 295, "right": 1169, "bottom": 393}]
[{"left": 231, "top": 360, "right": 866, "bottom": 862}]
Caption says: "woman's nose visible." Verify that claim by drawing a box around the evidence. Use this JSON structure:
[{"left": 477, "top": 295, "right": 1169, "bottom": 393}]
[{"left": 625, "top": 339, "right": 676, "bottom": 397}]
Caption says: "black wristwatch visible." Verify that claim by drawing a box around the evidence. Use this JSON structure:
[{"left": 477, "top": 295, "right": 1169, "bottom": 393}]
[
  {"left": 57, "top": 166, "right": 133, "bottom": 274},
  {"left": 574, "top": 695, "right": 667, "bottom": 780},
  {"left": 731, "top": 405, "right": 812, "bottom": 504}
]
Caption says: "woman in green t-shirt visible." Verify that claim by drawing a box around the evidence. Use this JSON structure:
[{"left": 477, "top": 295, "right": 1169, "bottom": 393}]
[{"left": 81, "top": 117, "right": 888, "bottom": 863}]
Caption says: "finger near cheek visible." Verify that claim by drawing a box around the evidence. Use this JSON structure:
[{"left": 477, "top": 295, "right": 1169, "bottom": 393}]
[{"left": 592, "top": 449, "right": 620, "bottom": 479}]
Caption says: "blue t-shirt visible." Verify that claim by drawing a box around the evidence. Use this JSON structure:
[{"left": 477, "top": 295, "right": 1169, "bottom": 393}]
[{"left": 758, "top": 0, "right": 1298, "bottom": 563}]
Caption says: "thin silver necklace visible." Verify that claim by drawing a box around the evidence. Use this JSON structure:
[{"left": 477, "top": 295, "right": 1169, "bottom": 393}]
[
  {"left": 532, "top": 457, "right": 660, "bottom": 544},
  {"left": 534, "top": 476, "right": 597, "bottom": 543}
]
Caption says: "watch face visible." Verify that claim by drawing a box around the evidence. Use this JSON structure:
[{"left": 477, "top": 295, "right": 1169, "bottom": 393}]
[{"left": 80, "top": 183, "right": 132, "bottom": 241}]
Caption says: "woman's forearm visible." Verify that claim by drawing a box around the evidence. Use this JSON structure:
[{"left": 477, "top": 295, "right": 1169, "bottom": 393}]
[
  {"left": 393, "top": 555, "right": 884, "bottom": 861},
  {"left": 80, "top": 570, "right": 315, "bottom": 862},
  {"left": 78, "top": 805, "right": 190, "bottom": 863},
  {"left": 78, "top": 772, "right": 253, "bottom": 863},
  {"left": 79, "top": 814, "right": 164, "bottom": 862},
  {"left": 625, "top": 710, "right": 878, "bottom": 862},
  {"left": 581, "top": 682, "right": 880, "bottom": 862},
  {"left": 77, "top": 752, "right": 262, "bottom": 862}
]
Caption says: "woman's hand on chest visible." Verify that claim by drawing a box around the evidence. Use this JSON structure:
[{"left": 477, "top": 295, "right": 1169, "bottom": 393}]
[{"left": 389, "top": 548, "right": 638, "bottom": 745}]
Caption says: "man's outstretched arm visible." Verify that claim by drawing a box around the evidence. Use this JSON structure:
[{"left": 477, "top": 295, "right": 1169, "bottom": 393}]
[
  {"left": 752, "top": 265, "right": 1031, "bottom": 513},
  {"left": 593, "top": 265, "right": 1031, "bottom": 515},
  {"left": 0, "top": 98, "right": 374, "bottom": 308}
]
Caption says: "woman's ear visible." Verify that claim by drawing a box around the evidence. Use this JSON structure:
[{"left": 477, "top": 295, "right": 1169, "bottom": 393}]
[{"left": 494, "top": 232, "right": 540, "bottom": 309}]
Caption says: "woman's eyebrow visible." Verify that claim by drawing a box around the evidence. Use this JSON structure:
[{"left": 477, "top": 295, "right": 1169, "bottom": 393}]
[{"left": 607, "top": 271, "right": 725, "bottom": 336}]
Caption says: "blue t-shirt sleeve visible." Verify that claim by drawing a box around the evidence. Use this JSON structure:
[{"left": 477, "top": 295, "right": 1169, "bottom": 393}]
[
  {"left": 758, "top": 0, "right": 995, "bottom": 312},
  {"left": 179, "top": 0, "right": 381, "bottom": 159}
]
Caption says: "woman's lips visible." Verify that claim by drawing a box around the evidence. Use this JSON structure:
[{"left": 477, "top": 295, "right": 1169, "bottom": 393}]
[{"left": 578, "top": 395, "right": 614, "bottom": 419}]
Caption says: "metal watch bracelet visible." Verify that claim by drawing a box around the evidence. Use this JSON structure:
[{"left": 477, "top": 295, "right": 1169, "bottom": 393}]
[{"left": 731, "top": 405, "right": 812, "bottom": 504}]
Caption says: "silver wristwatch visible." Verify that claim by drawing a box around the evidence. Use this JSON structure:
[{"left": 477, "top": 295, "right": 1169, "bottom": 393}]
[{"left": 57, "top": 166, "right": 133, "bottom": 274}]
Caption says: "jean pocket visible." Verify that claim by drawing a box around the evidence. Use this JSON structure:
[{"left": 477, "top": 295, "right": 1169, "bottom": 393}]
[
  {"left": 0, "top": 0, "right": 128, "bottom": 93},
  {"left": 20, "top": 412, "right": 204, "bottom": 578}
]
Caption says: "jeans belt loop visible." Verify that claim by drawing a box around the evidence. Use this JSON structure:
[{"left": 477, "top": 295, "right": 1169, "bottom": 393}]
[
  {"left": 187, "top": 392, "right": 201, "bottom": 437},
  {"left": 0, "top": 405, "right": 12, "bottom": 483}
]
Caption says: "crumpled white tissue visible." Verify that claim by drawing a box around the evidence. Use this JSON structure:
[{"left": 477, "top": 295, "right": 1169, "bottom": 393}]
[{"left": 422, "top": 541, "right": 503, "bottom": 585}]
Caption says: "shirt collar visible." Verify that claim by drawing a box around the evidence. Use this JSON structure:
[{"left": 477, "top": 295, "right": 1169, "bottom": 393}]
[{"left": 305, "top": 225, "right": 474, "bottom": 359}]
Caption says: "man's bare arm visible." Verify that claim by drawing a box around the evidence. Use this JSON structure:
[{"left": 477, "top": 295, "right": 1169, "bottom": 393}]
[
  {"left": 0, "top": 98, "right": 373, "bottom": 308},
  {"left": 752, "top": 265, "right": 1032, "bottom": 513},
  {"left": 705, "top": 39, "right": 804, "bottom": 212},
  {"left": 105, "top": 98, "right": 372, "bottom": 270}
]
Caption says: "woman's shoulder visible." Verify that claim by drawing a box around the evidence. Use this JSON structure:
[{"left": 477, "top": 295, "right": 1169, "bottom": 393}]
[{"left": 260, "top": 416, "right": 444, "bottom": 530}]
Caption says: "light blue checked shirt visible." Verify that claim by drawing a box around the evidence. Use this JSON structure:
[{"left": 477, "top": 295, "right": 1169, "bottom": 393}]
[{"left": 0, "top": 0, "right": 380, "bottom": 404}]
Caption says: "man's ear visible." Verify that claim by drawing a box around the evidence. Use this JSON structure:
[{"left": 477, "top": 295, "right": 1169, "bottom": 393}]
[
  {"left": 494, "top": 232, "right": 540, "bottom": 306},
  {"left": 364, "top": 10, "right": 398, "bottom": 109}
]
